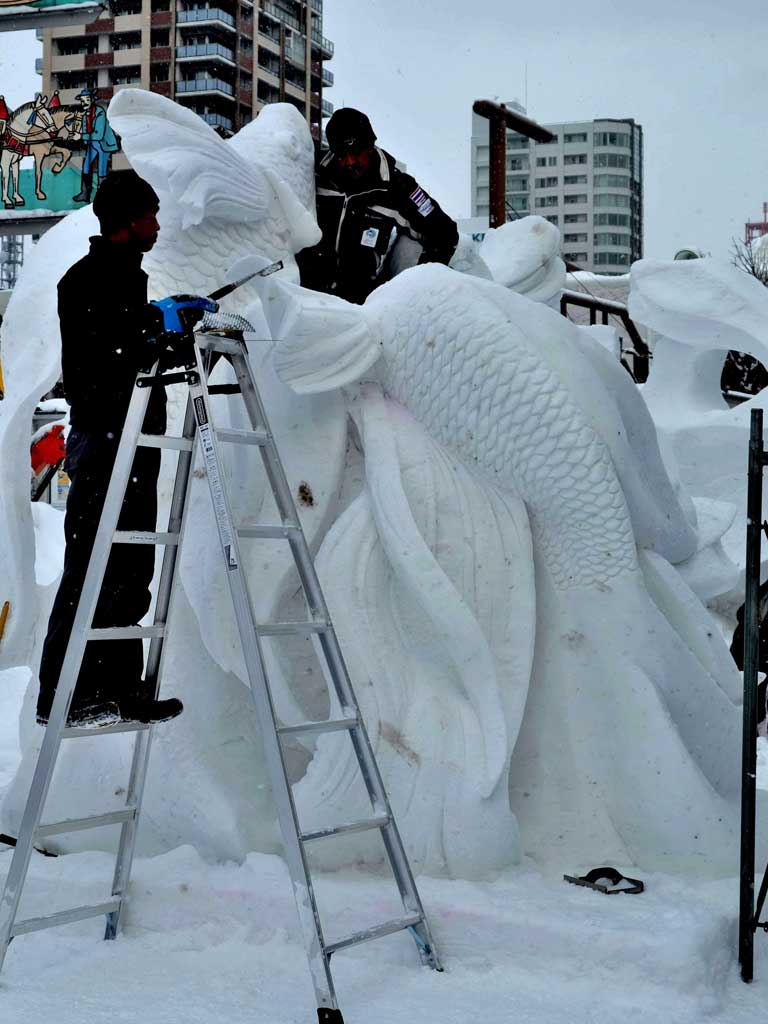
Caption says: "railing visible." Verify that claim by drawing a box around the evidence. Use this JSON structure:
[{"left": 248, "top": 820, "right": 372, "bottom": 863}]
[
  {"left": 559, "top": 287, "right": 650, "bottom": 383},
  {"left": 321, "top": 97, "right": 333, "bottom": 116},
  {"left": 200, "top": 111, "right": 233, "bottom": 129},
  {"left": 176, "top": 76, "right": 235, "bottom": 95},
  {"left": 177, "top": 42, "right": 235, "bottom": 60},
  {"left": 262, "top": 0, "right": 300, "bottom": 31},
  {"left": 321, "top": 66, "right": 333, "bottom": 86},
  {"left": 310, "top": 24, "right": 333, "bottom": 55},
  {"left": 177, "top": 7, "right": 235, "bottom": 26}
]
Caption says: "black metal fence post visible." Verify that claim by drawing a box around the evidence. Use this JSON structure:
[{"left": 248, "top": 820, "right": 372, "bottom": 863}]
[{"left": 740, "top": 408, "right": 764, "bottom": 981}]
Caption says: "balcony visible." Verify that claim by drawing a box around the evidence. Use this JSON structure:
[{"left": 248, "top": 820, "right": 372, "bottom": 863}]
[
  {"left": 262, "top": 1, "right": 301, "bottom": 32},
  {"left": 176, "top": 76, "right": 235, "bottom": 97},
  {"left": 177, "top": 7, "right": 235, "bottom": 29},
  {"left": 321, "top": 66, "right": 332, "bottom": 86},
  {"left": 177, "top": 42, "right": 236, "bottom": 64},
  {"left": 310, "top": 25, "right": 333, "bottom": 57},
  {"left": 200, "top": 111, "right": 233, "bottom": 130},
  {"left": 35, "top": 56, "right": 43, "bottom": 74},
  {"left": 321, "top": 97, "right": 332, "bottom": 116}
]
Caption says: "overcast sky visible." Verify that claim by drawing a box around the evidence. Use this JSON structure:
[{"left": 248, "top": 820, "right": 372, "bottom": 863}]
[{"left": 2, "top": 0, "right": 766, "bottom": 258}]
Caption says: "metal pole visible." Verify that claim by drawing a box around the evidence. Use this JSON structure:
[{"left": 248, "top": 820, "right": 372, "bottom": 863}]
[
  {"left": 740, "top": 407, "right": 763, "bottom": 981},
  {"left": 488, "top": 116, "right": 506, "bottom": 229}
]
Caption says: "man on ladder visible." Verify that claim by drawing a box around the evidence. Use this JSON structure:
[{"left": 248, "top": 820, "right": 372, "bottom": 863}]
[{"left": 36, "top": 169, "right": 217, "bottom": 727}]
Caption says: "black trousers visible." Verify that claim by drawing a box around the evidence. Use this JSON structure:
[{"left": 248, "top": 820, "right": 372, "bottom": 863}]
[{"left": 37, "top": 430, "right": 160, "bottom": 716}]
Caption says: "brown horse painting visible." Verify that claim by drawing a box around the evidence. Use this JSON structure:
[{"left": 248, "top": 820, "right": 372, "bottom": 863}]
[{"left": 0, "top": 101, "right": 79, "bottom": 209}]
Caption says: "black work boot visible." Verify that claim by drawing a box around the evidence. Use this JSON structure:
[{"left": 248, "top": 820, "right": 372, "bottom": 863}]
[
  {"left": 37, "top": 698, "right": 120, "bottom": 728},
  {"left": 117, "top": 696, "right": 184, "bottom": 724}
]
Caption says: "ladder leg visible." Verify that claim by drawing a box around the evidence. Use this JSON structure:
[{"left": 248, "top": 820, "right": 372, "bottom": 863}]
[
  {"left": 106, "top": 394, "right": 199, "bottom": 940},
  {"left": 0, "top": 376, "right": 153, "bottom": 966}
]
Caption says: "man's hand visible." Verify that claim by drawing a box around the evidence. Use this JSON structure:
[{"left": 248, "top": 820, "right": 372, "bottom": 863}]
[{"left": 150, "top": 294, "right": 219, "bottom": 334}]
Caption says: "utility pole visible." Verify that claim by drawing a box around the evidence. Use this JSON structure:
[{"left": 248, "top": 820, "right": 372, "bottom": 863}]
[{"left": 473, "top": 100, "right": 555, "bottom": 229}]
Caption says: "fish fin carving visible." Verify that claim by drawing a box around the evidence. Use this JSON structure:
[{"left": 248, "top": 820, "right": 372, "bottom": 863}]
[
  {"left": 266, "top": 279, "right": 382, "bottom": 392},
  {"left": 295, "top": 384, "right": 534, "bottom": 875},
  {"left": 107, "top": 90, "right": 319, "bottom": 251}
]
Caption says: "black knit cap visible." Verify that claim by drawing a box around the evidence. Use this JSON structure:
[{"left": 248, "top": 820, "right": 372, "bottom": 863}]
[
  {"left": 325, "top": 107, "right": 376, "bottom": 154},
  {"left": 92, "top": 169, "right": 159, "bottom": 232}
]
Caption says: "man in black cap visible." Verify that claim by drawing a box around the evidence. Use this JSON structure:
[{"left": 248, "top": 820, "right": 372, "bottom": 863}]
[
  {"left": 297, "top": 107, "right": 459, "bottom": 305},
  {"left": 36, "top": 169, "right": 217, "bottom": 727}
]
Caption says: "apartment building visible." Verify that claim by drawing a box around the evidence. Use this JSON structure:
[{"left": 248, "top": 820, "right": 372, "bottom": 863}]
[
  {"left": 37, "top": 0, "right": 334, "bottom": 139},
  {"left": 471, "top": 104, "right": 643, "bottom": 274}
]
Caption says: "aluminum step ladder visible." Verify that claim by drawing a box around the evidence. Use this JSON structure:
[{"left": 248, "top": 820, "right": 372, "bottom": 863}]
[{"left": 0, "top": 330, "right": 441, "bottom": 1023}]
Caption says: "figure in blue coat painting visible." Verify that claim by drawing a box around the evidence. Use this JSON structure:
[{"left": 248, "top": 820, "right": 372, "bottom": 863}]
[{"left": 72, "top": 89, "right": 119, "bottom": 203}]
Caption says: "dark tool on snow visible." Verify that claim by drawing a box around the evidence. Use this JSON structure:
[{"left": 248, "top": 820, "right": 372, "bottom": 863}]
[
  {"left": 1, "top": 832, "right": 57, "bottom": 858},
  {"left": 564, "top": 867, "right": 644, "bottom": 895}
]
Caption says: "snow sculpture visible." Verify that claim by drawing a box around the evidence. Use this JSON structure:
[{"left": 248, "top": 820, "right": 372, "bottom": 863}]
[
  {"left": 629, "top": 257, "right": 768, "bottom": 579},
  {"left": 0, "top": 90, "right": 754, "bottom": 878}
]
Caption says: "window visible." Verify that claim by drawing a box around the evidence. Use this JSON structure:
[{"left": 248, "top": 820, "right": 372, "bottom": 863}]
[
  {"left": 535, "top": 196, "right": 558, "bottom": 208},
  {"left": 564, "top": 213, "right": 588, "bottom": 223},
  {"left": 594, "top": 152, "right": 629, "bottom": 169},
  {"left": 545, "top": 215, "right": 559, "bottom": 225},
  {"left": 594, "top": 232, "right": 630, "bottom": 246},
  {"left": 563, "top": 132, "right": 588, "bottom": 143},
  {"left": 564, "top": 175, "right": 587, "bottom": 185},
  {"left": 508, "top": 176, "right": 529, "bottom": 192},
  {"left": 594, "top": 252, "right": 631, "bottom": 266},
  {"left": 563, "top": 193, "right": 587, "bottom": 204},
  {"left": 509, "top": 195, "right": 529, "bottom": 211},
  {"left": 563, "top": 252, "right": 588, "bottom": 262},
  {"left": 547, "top": 156, "right": 557, "bottom": 166},
  {"left": 593, "top": 174, "right": 630, "bottom": 188},
  {"left": 594, "top": 212, "right": 630, "bottom": 226},
  {"left": 535, "top": 176, "right": 558, "bottom": 188},
  {"left": 477, "top": 146, "right": 489, "bottom": 159},
  {"left": 563, "top": 154, "right": 587, "bottom": 165},
  {"left": 563, "top": 232, "right": 588, "bottom": 243},
  {"left": 508, "top": 135, "right": 529, "bottom": 149},
  {"left": 594, "top": 193, "right": 631, "bottom": 208},
  {"left": 541, "top": 134, "right": 558, "bottom": 144},
  {"left": 536, "top": 157, "right": 547, "bottom": 167},
  {"left": 507, "top": 157, "right": 528, "bottom": 171},
  {"left": 594, "top": 131, "right": 631, "bottom": 147}
]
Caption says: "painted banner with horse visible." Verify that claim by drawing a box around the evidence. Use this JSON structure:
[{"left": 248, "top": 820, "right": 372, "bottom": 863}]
[{"left": 0, "top": 90, "right": 120, "bottom": 211}]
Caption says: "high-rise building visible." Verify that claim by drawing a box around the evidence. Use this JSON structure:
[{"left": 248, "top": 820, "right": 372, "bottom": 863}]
[
  {"left": 38, "top": 0, "right": 334, "bottom": 140},
  {"left": 471, "top": 105, "right": 643, "bottom": 274}
]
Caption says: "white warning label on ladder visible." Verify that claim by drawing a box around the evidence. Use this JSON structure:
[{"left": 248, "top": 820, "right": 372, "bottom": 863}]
[{"left": 196, "top": 407, "right": 238, "bottom": 571}]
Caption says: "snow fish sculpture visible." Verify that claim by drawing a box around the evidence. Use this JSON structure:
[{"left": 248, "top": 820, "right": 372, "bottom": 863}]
[
  {"left": 254, "top": 264, "right": 748, "bottom": 874},
  {"left": 0, "top": 90, "right": 753, "bottom": 877}
]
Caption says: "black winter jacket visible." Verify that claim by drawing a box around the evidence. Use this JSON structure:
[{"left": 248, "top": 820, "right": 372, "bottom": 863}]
[
  {"left": 296, "top": 147, "right": 459, "bottom": 305},
  {"left": 58, "top": 236, "right": 166, "bottom": 436}
]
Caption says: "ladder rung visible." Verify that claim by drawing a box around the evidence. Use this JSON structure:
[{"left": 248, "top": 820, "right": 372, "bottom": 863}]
[
  {"left": 137, "top": 433, "right": 193, "bottom": 452},
  {"left": 237, "top": 524, "right": 302, "bottom": 539},
  {"left": 12, "top": 900, "right": 122, "bottom": 937},
  {"left": 278, "top": 717, "right": 358, "bottom": 737},
  {"left": 37, "top": 808, "right": 137, "bottom": 838},
  {"left": 113, "top": 531, "right": 179, "bottom": 545},
  {"left": 216, "top": 428, "right": 269, "bottom": 446},
  {"left": 300, "top": 815, "right": 389, "bottom": 843},
  {"left": 64, "top": 720, "right": 150, "bottom": 738},
  {"left": 256, "top": 621, "right": 328, "bottom": 637},
  {"left": 86, "top": 625, "right": 165, "bottom": 640},
  {"left": 325, "top": 915, "right": 423, "bottom": 956}
]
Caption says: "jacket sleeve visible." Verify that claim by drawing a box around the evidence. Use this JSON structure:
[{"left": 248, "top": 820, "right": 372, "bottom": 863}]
[{"left": 391, "top": 167, "right": 459, "bottom": 266}]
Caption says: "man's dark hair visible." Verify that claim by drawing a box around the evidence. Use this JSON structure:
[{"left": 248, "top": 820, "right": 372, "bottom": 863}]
[
  {"left": 325, "top": 108, "right": 376, "bottom": 154},
  {"left": 92, "top": 169, "right": 159, "bottom": 237}
]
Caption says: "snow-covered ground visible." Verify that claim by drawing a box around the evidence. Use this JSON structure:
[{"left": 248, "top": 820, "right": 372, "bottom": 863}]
[{"left": 0, "top": 660, "right": 767, "bottom": 1022}]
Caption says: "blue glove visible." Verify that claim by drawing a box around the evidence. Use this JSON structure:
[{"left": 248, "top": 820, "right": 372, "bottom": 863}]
[{"left": 150, "top": 294, "right": 219, "bottom": 334}]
